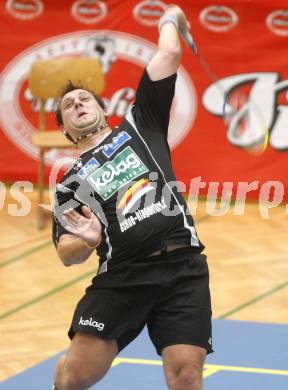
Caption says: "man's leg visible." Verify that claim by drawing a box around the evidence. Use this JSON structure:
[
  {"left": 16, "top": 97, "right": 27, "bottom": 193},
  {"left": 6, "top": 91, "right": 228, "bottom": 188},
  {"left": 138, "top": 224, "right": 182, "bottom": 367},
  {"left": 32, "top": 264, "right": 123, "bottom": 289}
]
[
  {"left": 53, "top": 331, "right": 118, "bottom": 390},
  {"left": 162, "top": 344, "right": 206, "bottom": 390},
  {"left": 147, "top": 253, "right": 212, "bottom": 389}
]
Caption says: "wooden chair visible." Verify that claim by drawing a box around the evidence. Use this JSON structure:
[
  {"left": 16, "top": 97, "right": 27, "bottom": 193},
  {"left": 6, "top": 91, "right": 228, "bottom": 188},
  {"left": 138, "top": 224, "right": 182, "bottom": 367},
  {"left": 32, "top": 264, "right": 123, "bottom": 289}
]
[{"left": 28, "top": 57, "right": 105, "bottom": 229}]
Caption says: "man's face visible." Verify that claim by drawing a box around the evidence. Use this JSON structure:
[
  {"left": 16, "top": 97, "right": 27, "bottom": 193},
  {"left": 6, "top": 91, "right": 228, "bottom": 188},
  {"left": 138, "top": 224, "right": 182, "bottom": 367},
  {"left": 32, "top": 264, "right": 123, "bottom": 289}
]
[{"left": 60, "top": 89, "right": 106, "bottom": 140}]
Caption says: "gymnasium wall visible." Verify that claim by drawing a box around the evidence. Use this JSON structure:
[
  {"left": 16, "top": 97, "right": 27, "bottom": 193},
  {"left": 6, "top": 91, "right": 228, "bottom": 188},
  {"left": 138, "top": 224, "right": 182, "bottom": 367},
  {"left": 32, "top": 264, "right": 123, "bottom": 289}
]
[{"left": 0, "top": 0, "right": 287, "bottom": 201}]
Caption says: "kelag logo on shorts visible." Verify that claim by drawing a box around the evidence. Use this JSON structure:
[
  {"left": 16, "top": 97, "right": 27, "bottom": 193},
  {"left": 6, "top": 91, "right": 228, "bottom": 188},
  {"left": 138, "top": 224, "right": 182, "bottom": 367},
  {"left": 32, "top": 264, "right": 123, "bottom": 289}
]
[{"left": 88, "top": 146, "right": 148, "bottom": 200}]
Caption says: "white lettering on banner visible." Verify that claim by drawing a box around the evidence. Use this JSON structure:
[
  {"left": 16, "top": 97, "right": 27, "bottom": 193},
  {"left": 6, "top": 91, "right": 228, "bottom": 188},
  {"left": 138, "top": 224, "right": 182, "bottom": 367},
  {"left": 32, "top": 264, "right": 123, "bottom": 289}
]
[
  {"left": 71, "top": 0, "right": 107, "bottom": 24},
  {"left": 133, "top": 0, "right": 167, "bottom": 26},
  {"left": 0, "top": 31, "right": 196, "bottom": 166},
  {"left": 202, "top": 72, "right": 288, "bottom": 150},
  {"left": 119, "top": 199, "right": 167, "bottom": 232},
  {"left": 24, "top": 87, "right": 136, "bottom": 117},
  {"left": 79, "top": 316, "right": 105, "bottom": 331},
  {"left": 266, "top": 10, "right": 288, "bottom": 37},
  {"left": 199, "top": 6, "right": 238, "bottom": 32},
  {"left": 105, "top": 88, "right": 135, "bottom": 117},
  {"left": 6, "top": 0, "right": 44, "bottom": 21}
]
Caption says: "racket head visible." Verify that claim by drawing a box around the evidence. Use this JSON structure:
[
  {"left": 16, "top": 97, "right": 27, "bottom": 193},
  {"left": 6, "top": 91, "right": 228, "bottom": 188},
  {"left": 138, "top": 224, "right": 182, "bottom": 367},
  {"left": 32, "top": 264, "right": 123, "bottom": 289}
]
[
  {"left": 183, "top": 26, "right": 270, "bottom": 156},
  {"left": 223, "top": 87, "right": 270, "bottom": 156}
]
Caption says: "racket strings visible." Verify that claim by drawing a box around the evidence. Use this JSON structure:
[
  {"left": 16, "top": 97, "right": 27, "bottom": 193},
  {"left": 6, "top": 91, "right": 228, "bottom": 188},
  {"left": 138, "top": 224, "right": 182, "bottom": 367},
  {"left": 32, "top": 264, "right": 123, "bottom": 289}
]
[{"left": 181, "top": 30, "right": 270, "bottom": 155}]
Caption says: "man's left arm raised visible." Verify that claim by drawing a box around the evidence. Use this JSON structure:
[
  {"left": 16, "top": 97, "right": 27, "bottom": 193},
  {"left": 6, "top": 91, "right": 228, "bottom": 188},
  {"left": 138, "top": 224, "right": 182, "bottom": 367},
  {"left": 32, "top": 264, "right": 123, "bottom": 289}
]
[{"left": 147, "top": 5, "right": 190, "bottom": 81}]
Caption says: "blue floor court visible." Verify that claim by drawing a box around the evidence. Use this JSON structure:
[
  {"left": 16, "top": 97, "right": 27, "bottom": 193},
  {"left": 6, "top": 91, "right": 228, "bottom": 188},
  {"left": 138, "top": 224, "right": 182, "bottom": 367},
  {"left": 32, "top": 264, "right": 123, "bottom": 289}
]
[{"left": 1, "top": 319, "right": 287, "bottom": 389}]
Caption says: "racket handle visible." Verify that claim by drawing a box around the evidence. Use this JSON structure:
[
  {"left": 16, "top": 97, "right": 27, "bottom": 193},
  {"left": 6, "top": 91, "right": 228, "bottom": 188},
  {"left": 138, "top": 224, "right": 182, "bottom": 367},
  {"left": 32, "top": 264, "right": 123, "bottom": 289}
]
[{"left": 180, "top": 30, "right": 198, "bottom": 55}]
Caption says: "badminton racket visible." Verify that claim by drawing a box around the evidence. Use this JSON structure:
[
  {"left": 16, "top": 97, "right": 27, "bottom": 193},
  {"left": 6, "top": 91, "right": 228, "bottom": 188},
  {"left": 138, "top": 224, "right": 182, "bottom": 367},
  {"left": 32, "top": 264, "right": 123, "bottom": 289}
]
[{"left": 180, "top": 28, "right": 269, "bottom": 155}]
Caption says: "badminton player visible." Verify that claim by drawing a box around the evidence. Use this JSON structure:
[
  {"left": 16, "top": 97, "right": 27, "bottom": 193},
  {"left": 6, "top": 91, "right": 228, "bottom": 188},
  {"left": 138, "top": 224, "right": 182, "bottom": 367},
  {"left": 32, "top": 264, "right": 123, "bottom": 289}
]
[{"left": 52, "top": 4, "right": 212, "bottom": 390}]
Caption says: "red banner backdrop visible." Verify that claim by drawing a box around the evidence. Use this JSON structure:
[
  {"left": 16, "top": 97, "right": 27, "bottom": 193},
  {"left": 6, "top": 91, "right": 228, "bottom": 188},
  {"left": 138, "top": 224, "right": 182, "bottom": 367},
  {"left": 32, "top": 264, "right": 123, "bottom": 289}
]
[{"left": 0, "top": 0, "right": 288, "bottom": 200}]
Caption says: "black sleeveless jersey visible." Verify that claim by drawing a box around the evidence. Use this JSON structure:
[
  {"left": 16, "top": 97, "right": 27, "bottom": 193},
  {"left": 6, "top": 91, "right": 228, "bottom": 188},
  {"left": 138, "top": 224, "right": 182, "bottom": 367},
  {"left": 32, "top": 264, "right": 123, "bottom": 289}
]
[{"left": 53, "top": 69, "right": 204, "bottom": 286}]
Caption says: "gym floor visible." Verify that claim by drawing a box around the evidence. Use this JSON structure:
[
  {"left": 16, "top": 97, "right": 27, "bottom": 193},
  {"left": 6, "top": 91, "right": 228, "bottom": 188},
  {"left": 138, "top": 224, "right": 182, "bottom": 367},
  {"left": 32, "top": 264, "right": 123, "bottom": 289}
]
[{"left": 0, "top": 190, "right": 287, "bottom": 388}]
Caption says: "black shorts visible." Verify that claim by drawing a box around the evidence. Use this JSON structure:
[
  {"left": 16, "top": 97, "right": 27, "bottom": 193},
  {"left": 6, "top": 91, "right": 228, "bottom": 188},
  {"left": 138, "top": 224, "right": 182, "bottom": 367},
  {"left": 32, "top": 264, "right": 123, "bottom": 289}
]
[{"left": 68, "top": 252, "right": 213, "bottom": 356}]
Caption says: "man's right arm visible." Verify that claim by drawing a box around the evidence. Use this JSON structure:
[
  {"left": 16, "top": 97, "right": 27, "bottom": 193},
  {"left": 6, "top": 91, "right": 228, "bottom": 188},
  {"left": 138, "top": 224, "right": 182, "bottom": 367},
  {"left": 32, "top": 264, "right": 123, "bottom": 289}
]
[
  {"left": 54, "top": 206, "right": 102, "bottom": 266},
  {"left": 57, "top": 234, "right": 97, "bottom": 266}
]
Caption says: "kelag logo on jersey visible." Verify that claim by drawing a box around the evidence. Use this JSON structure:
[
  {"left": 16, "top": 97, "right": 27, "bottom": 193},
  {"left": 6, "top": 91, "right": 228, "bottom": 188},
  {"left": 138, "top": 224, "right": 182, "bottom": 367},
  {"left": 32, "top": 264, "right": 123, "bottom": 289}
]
[
  {"left": 88, "top": 146, "right": 148, "bottom": 200},
  {"left": 102, "top": 131, "right": 131, "bottom": 158},
  {"left": 78, "top": 158, "right": 100, "bottom": 179}
]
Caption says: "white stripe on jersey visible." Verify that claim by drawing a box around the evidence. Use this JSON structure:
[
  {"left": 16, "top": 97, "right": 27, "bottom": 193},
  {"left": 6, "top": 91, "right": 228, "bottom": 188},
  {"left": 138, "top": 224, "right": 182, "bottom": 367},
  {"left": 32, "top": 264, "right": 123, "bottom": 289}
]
[{"left": 125, "top": 108, "right": 199, "bottom": 247}]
